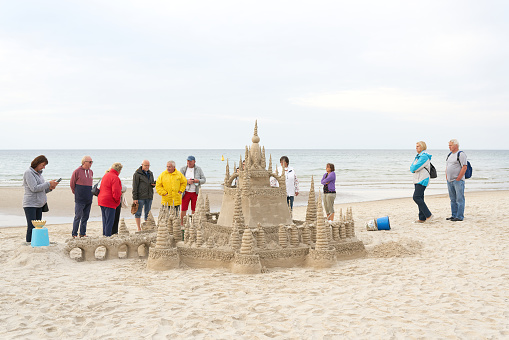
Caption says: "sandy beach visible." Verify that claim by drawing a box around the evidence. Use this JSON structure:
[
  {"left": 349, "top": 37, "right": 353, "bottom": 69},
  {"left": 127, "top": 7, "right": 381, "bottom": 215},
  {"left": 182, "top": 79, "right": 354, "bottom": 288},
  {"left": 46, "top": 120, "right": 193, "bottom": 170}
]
[{"left": 0, "top": 189, "right": 508, "bottom": 339}]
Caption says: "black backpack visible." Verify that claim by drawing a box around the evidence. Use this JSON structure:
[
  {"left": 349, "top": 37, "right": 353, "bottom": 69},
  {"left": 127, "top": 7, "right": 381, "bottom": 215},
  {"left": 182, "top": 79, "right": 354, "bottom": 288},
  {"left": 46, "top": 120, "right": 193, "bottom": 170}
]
[{"left": 425, "top": 163, "right": 437, "bottom": 179}]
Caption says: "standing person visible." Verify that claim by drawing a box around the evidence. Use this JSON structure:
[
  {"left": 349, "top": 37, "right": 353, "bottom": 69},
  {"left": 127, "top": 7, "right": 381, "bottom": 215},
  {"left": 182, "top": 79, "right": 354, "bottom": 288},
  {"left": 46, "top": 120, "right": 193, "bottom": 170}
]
[
  {"left": 321, "top": 163, "right": 336, "bottom": 221},
  {"left": 70, "top": 156, "right": 94, "bottom": 238},
  {"left": 446, "top": 139, "right": 468, "bottom": 221},
  {"left": 98, "top": 163, "right": 123, "bottom": 237},
  {"left": 276, "top": 156, "right": 299, "bottom": 210},
  {"left": 155, "top": 161, "right": 187, "bottom": 219},
  {"left": 111, "top": 182, "right": 127, "bottom": 235},
  {"left": 132, "top": 160, "right": 155, "bottom": 231},
  {"left": 180, "top": 156, "right": 206, "bottom": 225},
  {"left": 23, "top": 155, "right": 59, "bottom": 243},
  {"left": 410, "top": 141, "right": 433, "bottom": 223}
]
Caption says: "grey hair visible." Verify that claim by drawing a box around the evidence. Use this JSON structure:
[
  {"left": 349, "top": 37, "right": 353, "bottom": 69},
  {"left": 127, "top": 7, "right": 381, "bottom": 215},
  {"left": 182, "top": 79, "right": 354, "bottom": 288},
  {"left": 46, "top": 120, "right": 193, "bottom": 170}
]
[
  {"left": 449, "top": 139, "right": 459, "bottom": 147},
  {"left": 167, "top": 160, "right": 176, "bottom": 167},
  {"left": 111, "top": 162, "right": 123, "bottom": 172},
  {"left": 81, "top": 155, "right": 92, "bottom": 165}
]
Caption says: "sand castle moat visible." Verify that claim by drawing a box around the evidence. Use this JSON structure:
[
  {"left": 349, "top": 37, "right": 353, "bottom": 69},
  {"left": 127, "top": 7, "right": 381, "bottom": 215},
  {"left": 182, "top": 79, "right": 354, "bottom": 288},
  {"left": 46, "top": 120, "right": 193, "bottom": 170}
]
[{"left": 65, "top": 122, "right": 366, "bottom": 273}]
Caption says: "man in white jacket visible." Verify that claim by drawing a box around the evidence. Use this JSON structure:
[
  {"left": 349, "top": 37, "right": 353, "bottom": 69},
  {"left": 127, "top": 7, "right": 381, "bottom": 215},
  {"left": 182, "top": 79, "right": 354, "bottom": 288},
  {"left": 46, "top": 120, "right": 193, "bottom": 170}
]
[{"left": 276, "top": 156, "right": 299, "bottom": 211}]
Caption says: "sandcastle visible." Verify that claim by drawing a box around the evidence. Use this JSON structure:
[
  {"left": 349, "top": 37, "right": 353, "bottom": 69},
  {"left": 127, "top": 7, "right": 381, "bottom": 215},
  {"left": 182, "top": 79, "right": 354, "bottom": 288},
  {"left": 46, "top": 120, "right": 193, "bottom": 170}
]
[{"left": 65, "top": 121, "right": 365, "bottom": 273}]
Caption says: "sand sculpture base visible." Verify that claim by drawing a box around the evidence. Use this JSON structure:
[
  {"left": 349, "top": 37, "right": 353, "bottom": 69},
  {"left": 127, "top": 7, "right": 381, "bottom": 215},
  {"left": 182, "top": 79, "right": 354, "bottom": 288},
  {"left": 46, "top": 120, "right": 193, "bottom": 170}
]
[{"left": 147, "top": 248, "right": 179, "bottom": 271}]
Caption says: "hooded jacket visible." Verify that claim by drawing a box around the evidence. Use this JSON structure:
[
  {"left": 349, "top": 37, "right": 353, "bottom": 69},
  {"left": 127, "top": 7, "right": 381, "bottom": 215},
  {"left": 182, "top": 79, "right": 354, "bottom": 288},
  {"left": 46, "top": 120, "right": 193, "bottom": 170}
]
[
  {"left": 155, "top": 170, "right": 187, "bottom": 206},
  {"left": 132, "top": 167, "right": 155, "bottom": 200},
  {"left": 410, "top": 152, "right": 432, "bottom": 186},
  {"left": 23, "top": 167, "right": 51, "bottom": 208},
  {"left": 70, "top": 166, "right": 94, "bottom": 204}
]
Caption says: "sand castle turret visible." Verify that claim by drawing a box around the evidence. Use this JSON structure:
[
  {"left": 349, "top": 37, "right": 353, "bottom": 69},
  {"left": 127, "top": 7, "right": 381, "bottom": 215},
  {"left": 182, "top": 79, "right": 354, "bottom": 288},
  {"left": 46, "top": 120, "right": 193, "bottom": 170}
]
[
  {"left": 205, "top": 195, "right": 210, "bottom": 214},
  {"left": 290, "top": 224, "right": 299, "bottom": 247},
  {"left": 232, "top": 226, "right": 262, "bottom": 274},
  {"left": 218, "top": 121, "right": 292, "bottom": 228},
  {"left": 302, "top": 222, "right": 311, "bottom": 245},
  {"left": 256, "top": 223, "right": 266, "bottom": 249},
  {"left": 147, "top": 218, "right": 179, "bottom": 270},
  {"left": 306, "top": 193, "right": 337, "bottom": 268},
  {"left": 278, "top": 224, "right": 288, "bottom": 248},
  {"left": 118, "top": 218, "right": 129, "bottom": 236},
  {"left": 230, "top": 224, "right": 241, "bottom": 250},
  {"left": 206, "top": 237, "right": 214, "bottom": 249},
  {"left": 306, "top": 176, "right": 317, "bottom": 225},
  {"left": 196, "top": 227, "right": 203, "bottom": 247},
  {"left": 240, "top": 228, "right": 254, "bottom": 255}
]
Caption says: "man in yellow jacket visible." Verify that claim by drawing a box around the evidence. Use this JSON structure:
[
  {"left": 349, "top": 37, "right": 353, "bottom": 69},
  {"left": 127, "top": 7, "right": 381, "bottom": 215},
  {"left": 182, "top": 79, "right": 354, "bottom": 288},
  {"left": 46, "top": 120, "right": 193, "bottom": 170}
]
[{"left": 155, "top": 161, "right": 187, "bottom": 212}]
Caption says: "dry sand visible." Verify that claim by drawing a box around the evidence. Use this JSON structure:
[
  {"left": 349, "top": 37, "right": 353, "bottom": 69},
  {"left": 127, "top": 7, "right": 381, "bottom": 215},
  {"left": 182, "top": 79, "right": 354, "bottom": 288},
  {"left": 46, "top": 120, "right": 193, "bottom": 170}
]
[{"left": 0, "top": 190, "right": 508, "bottom": 339}]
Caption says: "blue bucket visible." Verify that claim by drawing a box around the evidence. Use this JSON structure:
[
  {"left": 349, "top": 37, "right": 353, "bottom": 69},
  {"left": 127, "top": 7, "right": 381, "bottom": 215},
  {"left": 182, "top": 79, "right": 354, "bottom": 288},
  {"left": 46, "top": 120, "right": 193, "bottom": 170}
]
[
  {"left": 31, "top": 227, "right": 50, "bottom": 247},
  {"left": 376, "top": 216, "right": 390, "bottom": 230}
]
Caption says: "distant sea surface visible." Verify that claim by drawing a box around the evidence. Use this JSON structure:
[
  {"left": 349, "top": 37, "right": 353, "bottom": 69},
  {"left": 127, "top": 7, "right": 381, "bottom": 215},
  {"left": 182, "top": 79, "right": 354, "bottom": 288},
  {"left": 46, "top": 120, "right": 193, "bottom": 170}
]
[{"left": 1, "top": 149, "right": 508, "bottom": 204}]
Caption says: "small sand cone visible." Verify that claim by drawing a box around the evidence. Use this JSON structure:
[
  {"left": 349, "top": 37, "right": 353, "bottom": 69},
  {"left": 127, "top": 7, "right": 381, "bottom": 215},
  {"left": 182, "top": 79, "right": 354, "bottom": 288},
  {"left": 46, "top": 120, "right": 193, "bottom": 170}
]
[
  {"left": 196, "top": 227, "right": 203, "bottom": 247},
  {"left": 256, "top": 224, "right": 266, "bottom": 249},
  {"left": 302, "top": 222, "right": 311, "bottom": 245},
  {"left": 346, "top": 207, "right": 355, "bottom": 238},
  {"left": 205, "top": 194, "right": 210, "bottom": 214},
  {"left": 230, "top": 224, "right": 241, "bottom": 250},
  {"left": 166, "top": 212, "right": 173, "bottom": 237},
  {"left": 240, "top": 227, "right": 254, "bottom": 255},
  {"left": 290, "top": 224, "right": 299, "bottom": 247},
  {"left": 147, "top": 220, "right": 179, "bottom": 271},
  {"left": 332, "top": 222, "right": 340, "bottom": 241},
  {"left": 155, "top": 223, "right": 169, "bottom": 249},
  {"left": 206, "top": 237, "right": 214, "bottom": 248},
  {"left": 315, "top": 193, "right": 329, "bottom": 251},
  {"left": 305, "top": 176, "right": 317, "bottom": 225},
  {"left": 278, "top": 224, "right": 288, "bottom": 248},
  {"left": 118, "top": 218, "right": 129, "bottom": 236},
  {"left": 142, "top": 211, "right": 156, "bottom": 230},
  {"left": 184, "top": 218, "right": 191, "bottom": 244}
]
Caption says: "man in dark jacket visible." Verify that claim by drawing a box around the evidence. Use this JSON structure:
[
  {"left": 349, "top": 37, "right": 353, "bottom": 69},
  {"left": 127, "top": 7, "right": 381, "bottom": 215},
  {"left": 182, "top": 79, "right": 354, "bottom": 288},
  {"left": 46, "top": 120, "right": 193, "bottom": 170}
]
[
  {"left": 132, "top": 160, "right": 155, "bottom": 231},
  {"left": 70, "top": 155, "right": 94, "bottom": 238}
]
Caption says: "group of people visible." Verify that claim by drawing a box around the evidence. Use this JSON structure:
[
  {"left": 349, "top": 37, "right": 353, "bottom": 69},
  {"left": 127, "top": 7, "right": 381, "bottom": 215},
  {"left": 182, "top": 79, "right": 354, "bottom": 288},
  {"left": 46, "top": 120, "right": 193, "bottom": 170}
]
[
  {"left": 271, "top": 156, "right": 337, "bottom": 221},
  {"left": 21, "top": 140, "right": 467, "bottom": 243},
  {"left": 21, "top": 155, "right": 206, "bottom": 242},
  {"left": 411, "top": 139, "right": 469, "bottom": 223}
]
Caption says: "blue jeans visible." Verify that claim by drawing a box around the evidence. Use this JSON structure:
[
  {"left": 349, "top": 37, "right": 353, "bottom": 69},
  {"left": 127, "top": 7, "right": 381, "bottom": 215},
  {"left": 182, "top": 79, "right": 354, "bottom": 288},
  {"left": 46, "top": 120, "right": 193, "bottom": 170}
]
[
  {"left": 447, "top": 180, "right": 465, "bottom": 220},
  {"left": 101, "top": 206, "right": 116, "bottom": 237},
  {"left": 286, "top": 196, "right": 295, "bottom": 210},
  {"left": 72, "top": 201, "right": 92, "bottom": 236},
  {"left": 135, "top": 199, "right": 153, "bottom": 219},
  {"left": 24, "top": 207, "right": 43, "bottom": 242},
  {"left": 413, "top": 184, "right": 432, "bottom": 221}
]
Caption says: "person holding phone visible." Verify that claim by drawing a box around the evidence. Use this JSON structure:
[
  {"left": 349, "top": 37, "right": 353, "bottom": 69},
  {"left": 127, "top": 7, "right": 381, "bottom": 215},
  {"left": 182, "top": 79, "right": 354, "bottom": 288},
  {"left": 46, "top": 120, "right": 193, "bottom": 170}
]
[
  {"left": 70, "top": 155, "right": 94, "bottom": 238},
  {"left": 132, "top": 160, "right": 156, "bottom": 231},
  {"left": 23, "top": 155, "right": 59, "bottom": 243},
  {"left": 180, "top": 155, "right": 206, "bottom": 225}
]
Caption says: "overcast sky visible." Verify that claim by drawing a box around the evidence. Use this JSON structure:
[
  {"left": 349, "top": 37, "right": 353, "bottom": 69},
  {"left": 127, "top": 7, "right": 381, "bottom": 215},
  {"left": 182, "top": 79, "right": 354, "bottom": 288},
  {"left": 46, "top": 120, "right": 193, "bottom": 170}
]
[{"left": 1, "top": 1, "right": 507, "bottom": 150}]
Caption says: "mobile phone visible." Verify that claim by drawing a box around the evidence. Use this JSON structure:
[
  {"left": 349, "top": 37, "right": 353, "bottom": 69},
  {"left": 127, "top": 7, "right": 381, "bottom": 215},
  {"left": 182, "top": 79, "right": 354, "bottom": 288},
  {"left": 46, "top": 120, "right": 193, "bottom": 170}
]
[{"left": 56, "top": 178, "right": 62, "bottom": 182}]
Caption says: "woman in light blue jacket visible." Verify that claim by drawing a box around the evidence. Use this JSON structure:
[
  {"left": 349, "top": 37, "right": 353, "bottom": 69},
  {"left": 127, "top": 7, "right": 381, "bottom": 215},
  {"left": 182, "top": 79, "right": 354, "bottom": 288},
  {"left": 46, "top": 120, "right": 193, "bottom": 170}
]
[{"left": 410, "top": 141, "right": 433, "bottom": 223}]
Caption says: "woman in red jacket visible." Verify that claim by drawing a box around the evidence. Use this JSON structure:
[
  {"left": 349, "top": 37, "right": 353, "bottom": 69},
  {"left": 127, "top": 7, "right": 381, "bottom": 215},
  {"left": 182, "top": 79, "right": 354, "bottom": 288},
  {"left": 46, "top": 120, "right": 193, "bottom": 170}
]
[{"left": 98, "top": 163, "right": 123, "bottom": 236}]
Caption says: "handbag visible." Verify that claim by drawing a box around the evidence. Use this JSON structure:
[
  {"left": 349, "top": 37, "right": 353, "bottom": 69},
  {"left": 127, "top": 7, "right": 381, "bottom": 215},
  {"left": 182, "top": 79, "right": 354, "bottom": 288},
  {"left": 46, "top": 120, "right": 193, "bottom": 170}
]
[
  {"left": 91, "top": 179, "right": 101, "bottom": 196},
  {"left": 131, "top": 201, "right": 139, "bottom": 215},
  {"left": 42, "top": 202, "right": 49, "bottom": 212}
]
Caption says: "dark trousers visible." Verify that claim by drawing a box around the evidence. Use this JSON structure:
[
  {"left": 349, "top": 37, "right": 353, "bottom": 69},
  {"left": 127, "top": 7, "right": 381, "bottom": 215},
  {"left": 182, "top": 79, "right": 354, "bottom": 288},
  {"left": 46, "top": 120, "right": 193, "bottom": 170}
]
[
  {"left": 286, "top": 196, "right": 295, "bottom": 210},
  {"left": 413, "top": 184, "right": 432, "bottom": 221},
  {"left": 24, "top": 207, "right": 43, "bottom": 242},
  {"left": 72, "top": 201, "right": 92, "bottom": 236},
  {"left": 112, "top": 203, "right": 121, "bottom": 235},
  {"left": 101, "top": 206, "right": 116, "bottom": 237}
]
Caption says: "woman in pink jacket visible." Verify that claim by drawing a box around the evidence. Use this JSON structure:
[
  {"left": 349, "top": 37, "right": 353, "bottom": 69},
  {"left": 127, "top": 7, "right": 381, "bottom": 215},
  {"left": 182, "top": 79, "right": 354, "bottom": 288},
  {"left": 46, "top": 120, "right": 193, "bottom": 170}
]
[{"left": 98, "top": 163, "right": 123, "bottom": 236}]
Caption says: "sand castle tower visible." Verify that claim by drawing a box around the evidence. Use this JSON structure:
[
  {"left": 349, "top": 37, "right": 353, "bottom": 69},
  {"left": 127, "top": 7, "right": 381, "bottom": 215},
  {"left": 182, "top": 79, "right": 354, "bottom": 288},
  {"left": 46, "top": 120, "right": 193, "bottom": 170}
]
[
  {"left": 118, "top": 218, "right": 129, "bottom": 236},
  {"left": 307, "top": 193, "right": 337, "bottom": 268},
  {"left": 147, "top": 218, "right": 179, "bottom": 270},
  {"left": 232, "top": 227, "right": 262, "bottom": 274},
  {"left": 218, "top": 121, "right": 292, "bottom": 228}
]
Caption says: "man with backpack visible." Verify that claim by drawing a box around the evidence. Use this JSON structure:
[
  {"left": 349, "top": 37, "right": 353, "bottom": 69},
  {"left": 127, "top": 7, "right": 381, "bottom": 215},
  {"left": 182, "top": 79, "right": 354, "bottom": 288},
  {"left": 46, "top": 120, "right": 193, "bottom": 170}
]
[{"left": 446, "top": 139, "right": 468, "bottom": 221}]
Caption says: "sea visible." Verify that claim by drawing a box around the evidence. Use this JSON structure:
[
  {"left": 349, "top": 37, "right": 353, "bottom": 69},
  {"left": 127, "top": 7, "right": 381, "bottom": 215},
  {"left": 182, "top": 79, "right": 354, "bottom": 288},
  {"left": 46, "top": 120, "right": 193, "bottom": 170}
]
[
  {"left": 2, "top": 148, "right": 508, "bottom": 198},
  {"left": 1, "top": 149, "right": 508, "bottom": 227}
]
